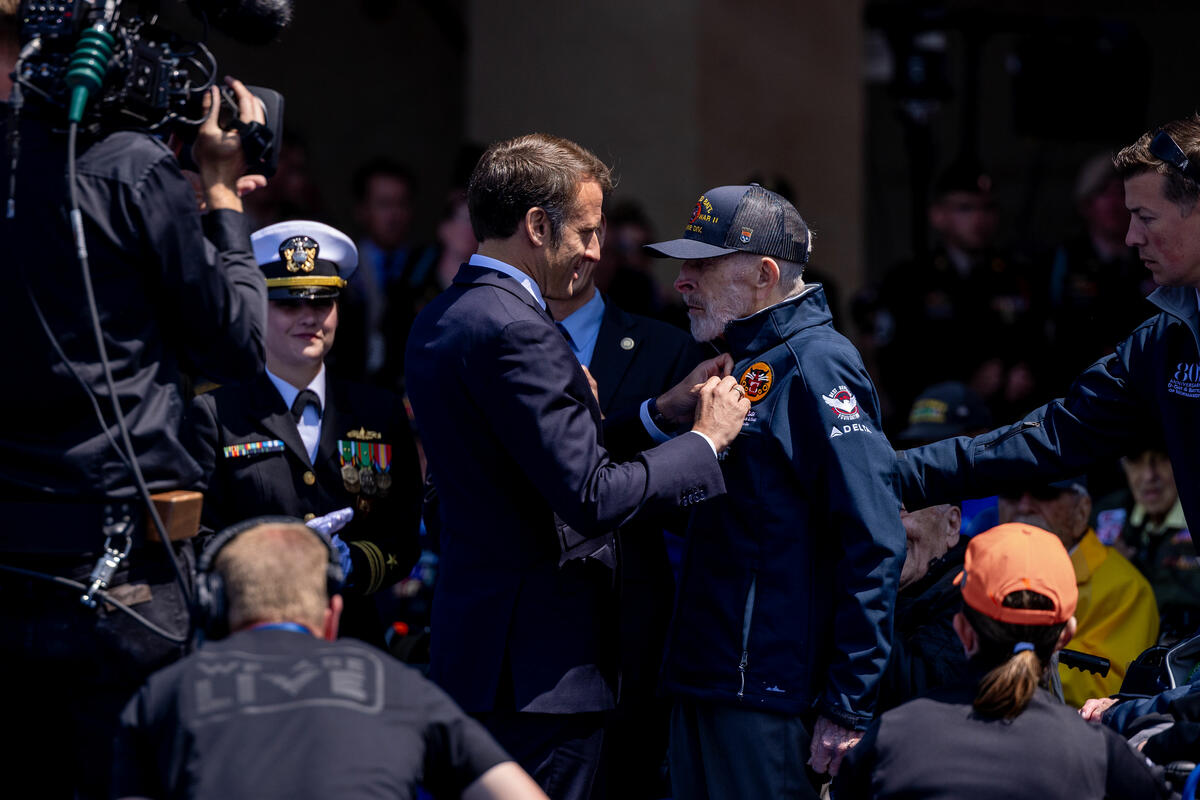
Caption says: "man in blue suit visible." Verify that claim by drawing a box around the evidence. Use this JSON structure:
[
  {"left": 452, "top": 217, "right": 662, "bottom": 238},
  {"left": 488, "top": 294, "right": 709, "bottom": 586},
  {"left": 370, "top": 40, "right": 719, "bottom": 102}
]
[{"left": 405, "top": 133, "right": 749, "bottom": 799}]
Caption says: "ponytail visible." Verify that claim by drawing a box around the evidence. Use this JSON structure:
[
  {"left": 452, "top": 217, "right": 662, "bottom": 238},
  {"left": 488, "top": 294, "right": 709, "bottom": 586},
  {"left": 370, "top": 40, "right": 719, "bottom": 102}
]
[
  {"left": 973, "top": 648, "right": 1042, "bottom": 719},
  {"left": 963, "top": 591, "right": 1066, "bottom": 720}
]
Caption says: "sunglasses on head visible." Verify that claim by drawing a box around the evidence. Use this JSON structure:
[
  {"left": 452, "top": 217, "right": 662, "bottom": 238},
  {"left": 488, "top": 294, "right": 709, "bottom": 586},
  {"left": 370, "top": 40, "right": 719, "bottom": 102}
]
[{"left": 1149, "top": 130, "right": 1200, "bottom": 184}]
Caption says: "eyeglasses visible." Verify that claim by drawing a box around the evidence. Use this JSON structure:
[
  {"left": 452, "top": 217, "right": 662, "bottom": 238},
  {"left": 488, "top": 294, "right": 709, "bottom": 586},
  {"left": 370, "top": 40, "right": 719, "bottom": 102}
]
[{"left": 1149, "top": 130, "right": 1200, "bottom": 184}]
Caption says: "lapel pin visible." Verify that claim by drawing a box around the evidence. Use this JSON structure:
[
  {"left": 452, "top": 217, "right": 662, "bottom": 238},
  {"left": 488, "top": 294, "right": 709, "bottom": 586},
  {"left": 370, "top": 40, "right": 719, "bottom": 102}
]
[{"left": 620, "top": 337, "right": 635, "bottom": 351}]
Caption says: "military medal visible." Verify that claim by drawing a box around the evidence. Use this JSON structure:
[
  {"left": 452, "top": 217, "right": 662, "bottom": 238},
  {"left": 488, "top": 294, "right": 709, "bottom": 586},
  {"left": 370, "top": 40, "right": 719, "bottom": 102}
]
[
  {"left": 341, "top": 463, "right": 360, "bottom": 492},
  {"left": 340, "top": 432, "right": 389, "bottom": 503},
  {"left": 339, "top": 440, "right": 360, "bottom": 491},
  {"left": 372, "top": 442, "right": 392, "bottom": 495},
  {"left": 360, "top": 466, "right": 377, "bottom": 495}
]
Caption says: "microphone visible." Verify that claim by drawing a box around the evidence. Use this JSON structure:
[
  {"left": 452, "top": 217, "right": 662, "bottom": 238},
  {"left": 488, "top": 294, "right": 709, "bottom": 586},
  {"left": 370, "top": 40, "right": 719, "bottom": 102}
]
[{"left": 185, "top": 0, "right": 294, "bottom": 45}]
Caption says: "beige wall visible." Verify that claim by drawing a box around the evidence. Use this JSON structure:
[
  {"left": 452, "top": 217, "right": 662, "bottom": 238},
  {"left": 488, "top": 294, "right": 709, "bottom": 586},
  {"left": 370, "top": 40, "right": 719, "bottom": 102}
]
[{"left": 467, "top": 0, "right": 864, "bottom": 309}]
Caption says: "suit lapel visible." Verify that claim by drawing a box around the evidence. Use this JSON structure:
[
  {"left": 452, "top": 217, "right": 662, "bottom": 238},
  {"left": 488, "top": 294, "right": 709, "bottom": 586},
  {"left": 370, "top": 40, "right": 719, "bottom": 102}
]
[
  {"left": 253, "top": 374, "right": 313, "bottom": 468},
  {"left": 589, "top": 300, "right": 638, "bottom": 415}
]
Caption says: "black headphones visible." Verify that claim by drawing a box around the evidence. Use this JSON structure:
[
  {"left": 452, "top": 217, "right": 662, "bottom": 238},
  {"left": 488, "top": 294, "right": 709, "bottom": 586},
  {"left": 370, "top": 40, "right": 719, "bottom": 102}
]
[{"left": 194, "top": 515, "right": 345, "bottom": 640}]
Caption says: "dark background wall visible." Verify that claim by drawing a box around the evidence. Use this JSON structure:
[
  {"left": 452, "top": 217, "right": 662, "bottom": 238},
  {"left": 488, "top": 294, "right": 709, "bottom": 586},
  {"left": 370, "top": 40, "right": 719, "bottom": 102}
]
[
  {"left": 865, "top": 2, "right": 1200, "bottom": 283},
  {"left": 185, "top": 0, "right": 1200, "bottom": 320}
]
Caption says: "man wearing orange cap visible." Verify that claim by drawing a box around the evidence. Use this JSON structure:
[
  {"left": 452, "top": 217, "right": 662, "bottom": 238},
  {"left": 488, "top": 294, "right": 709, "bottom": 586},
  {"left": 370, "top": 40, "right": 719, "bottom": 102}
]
[{"left": 836, "top": 523, "right": 1170, "bottom": 799}]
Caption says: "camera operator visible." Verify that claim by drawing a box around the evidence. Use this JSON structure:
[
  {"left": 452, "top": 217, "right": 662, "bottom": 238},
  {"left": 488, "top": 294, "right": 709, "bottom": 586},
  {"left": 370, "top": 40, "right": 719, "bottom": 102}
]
[{"left": 0, "top": 3, "right": 275, "bottom": 795}]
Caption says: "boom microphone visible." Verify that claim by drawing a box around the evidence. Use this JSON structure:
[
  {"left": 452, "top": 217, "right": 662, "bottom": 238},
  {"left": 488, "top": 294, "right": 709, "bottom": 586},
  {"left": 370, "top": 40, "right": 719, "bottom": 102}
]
[{"left": 186, "top": 0, "right": 293, "bottom": 45}]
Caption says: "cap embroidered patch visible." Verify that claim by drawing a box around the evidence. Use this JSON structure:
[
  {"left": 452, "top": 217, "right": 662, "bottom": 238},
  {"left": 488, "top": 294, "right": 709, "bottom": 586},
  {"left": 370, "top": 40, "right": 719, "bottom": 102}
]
[
  {"left": 280, "top": 236, "right": 319, "bottom": 273},
  {"left": 686, "top": 195, "right": 718, "bottom": 235},
  {"left": 822, "top": 386, "right": 861, "bottom": 421},
  {"left": 908, "top": 397, "right": 948, "bottom": 424},
  {"left": 739, "top": 362, "right": 773, "bottom": 401},
  {"left": 739, "top": 227, "right": 753, "bottom": 244}
]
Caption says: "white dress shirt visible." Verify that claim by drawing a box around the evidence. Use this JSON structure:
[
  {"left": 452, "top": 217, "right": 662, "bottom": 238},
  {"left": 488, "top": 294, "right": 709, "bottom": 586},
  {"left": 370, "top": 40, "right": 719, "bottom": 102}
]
[{"left": 267, "top": 365, "right": 327, "bottom": 464}]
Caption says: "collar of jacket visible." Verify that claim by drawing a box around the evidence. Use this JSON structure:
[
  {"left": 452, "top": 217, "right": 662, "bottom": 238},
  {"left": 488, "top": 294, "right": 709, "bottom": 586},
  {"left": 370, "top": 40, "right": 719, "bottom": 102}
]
[
  {"left": 1129, "top": 497, "right": 1187, "bottom": 534},
  {"left": 724, "top": 283, "right": 829, "bottom": 360},
  {"left": 453, "top": 262, "right": 553, "bottom": 322},
  {"left": 1148, "top": 285, "right": 1200, "bottom": 355}
]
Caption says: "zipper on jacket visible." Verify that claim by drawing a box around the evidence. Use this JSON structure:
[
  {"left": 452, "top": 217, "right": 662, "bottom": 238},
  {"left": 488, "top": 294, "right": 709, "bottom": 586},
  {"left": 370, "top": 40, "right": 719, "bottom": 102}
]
[
  {"left": 737, "top": 572, "right": 757, "bottom": 698},
  {"left": 979, "top": 420, "right": 1041, "bottom": 451}
]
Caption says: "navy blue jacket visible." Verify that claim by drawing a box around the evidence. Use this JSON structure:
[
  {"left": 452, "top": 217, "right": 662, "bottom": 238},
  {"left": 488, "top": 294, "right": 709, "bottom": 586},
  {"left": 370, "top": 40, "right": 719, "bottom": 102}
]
[
  {"left": 661, "top": 286, "right": 906, "bottom": 729},
  {"left": 406, "top": 264, "right": 725, "bottom": 714},
  {"left": 898, "top": 285, "right": 1200, "bottom": 533}
]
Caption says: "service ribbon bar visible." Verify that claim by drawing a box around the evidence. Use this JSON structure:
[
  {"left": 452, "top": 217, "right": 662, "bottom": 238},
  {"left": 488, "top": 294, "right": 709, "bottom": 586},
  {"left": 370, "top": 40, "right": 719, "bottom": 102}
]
[{"left": 223, "top": 439, "right": 285, "bottom": 459}]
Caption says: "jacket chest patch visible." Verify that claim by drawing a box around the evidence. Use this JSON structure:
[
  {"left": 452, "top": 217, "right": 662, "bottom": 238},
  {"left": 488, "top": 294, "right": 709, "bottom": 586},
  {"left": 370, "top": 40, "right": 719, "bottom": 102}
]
[
  {"left": 739, "top": 362, "right": 773, "bottom": 401},
  {"left": 1168, "top": 361, "right": 1200, "bottom": 398},
  {"left": 223, "top": 439, "right": 285, "bottom": 459}
]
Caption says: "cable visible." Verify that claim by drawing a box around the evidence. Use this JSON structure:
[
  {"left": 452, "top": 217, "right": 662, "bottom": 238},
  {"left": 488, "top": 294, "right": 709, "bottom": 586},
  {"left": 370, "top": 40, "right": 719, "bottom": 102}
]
[
  {"left": 67, "top": 119, "right": 195, "bottom": 644},
  {"left": 23, "top": 279, "right": 135, "bottom": 475},
  {"left": 0, "top": 562, "right": 187, "bottom": 645}
]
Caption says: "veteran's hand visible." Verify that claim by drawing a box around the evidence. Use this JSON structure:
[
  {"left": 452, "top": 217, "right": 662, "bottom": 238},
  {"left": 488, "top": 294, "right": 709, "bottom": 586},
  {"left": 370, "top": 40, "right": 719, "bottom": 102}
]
[
  {"left": 1079, "top": 696, "right": 1119, "bottom": 722},
  {"left": 808, "top": 716, "right": 862, "bottom": 777}
]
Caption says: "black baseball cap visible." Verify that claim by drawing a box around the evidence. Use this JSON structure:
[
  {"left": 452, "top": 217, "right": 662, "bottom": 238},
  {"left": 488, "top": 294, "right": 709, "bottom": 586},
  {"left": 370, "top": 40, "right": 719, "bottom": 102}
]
[
  {"left": 898, "top": 381, "right": 992, "bottom": 445},
  {"left": 644, "top": 184, "right": 810, "bottom": 263}
]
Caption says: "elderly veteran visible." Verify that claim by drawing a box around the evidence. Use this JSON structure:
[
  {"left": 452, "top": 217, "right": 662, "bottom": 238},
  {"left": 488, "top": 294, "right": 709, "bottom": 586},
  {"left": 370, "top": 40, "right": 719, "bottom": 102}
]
[{"left": 646, "top": 184, "right": 906, "bottom": 797}]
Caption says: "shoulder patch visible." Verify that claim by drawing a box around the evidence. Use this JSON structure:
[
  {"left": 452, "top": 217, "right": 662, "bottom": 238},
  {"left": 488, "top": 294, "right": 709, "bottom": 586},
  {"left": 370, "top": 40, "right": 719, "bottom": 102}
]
[
  {"left": 739, "top": 362, "right": 773, "bottom": 402},
  {"left": 821, "top": 385, "right": 861, "bottom": 421}
]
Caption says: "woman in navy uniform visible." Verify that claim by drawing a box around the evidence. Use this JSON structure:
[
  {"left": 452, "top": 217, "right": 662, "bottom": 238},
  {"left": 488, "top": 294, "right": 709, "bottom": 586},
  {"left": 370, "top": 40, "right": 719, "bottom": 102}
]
[{"left": 191, "top": 220, "right": 422, "bottom": 644}]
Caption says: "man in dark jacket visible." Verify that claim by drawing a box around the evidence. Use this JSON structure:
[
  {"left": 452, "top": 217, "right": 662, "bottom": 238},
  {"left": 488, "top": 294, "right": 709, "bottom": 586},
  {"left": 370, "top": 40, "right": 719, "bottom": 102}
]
[
  {"left": 897, "top": 116, "right": 1200, "bottom": 553},
  {"left": 646, "top": 185, "right": 906, "bottom": 798},
  {"left": 0, "top": 60, "right": 268, "bottom": 797}
]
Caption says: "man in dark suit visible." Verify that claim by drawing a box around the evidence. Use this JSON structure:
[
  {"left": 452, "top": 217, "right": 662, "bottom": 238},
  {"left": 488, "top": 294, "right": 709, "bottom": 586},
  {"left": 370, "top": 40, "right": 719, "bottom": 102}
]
[
  {"left": 546, "top": 258, "right": 708, "bottom": 797},
  {"left": 405, "top": 133, "right": 749, "bottom": 800},
  {"left": 192, "top": 220, "right": 422, "bottom": 645}
]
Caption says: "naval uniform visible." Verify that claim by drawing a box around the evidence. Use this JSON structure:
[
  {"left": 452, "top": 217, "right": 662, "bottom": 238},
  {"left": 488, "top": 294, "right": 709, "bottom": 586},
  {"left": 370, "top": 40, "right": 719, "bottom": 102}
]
[{"left": 191, "top": 371, "right": 422, "bottom": 643}]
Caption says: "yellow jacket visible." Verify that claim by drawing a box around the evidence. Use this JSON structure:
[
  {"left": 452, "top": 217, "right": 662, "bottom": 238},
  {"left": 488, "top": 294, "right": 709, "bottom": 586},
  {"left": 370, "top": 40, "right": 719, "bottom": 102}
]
[{"left": 1058, "top": 529, "right": 1159, "bottom": 707}]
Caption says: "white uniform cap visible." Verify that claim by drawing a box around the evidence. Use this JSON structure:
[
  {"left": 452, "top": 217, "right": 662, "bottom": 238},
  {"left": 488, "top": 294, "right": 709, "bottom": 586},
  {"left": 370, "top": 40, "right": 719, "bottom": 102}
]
[{"left": 251, "top": 220, "right": 359, "bottom": 299}]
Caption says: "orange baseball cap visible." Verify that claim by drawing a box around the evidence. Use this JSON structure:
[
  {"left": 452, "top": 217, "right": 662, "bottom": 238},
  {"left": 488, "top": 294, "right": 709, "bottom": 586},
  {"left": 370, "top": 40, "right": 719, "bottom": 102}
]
[{"left": 954, "top": 522, "right": 1078, "bottom": 626}]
